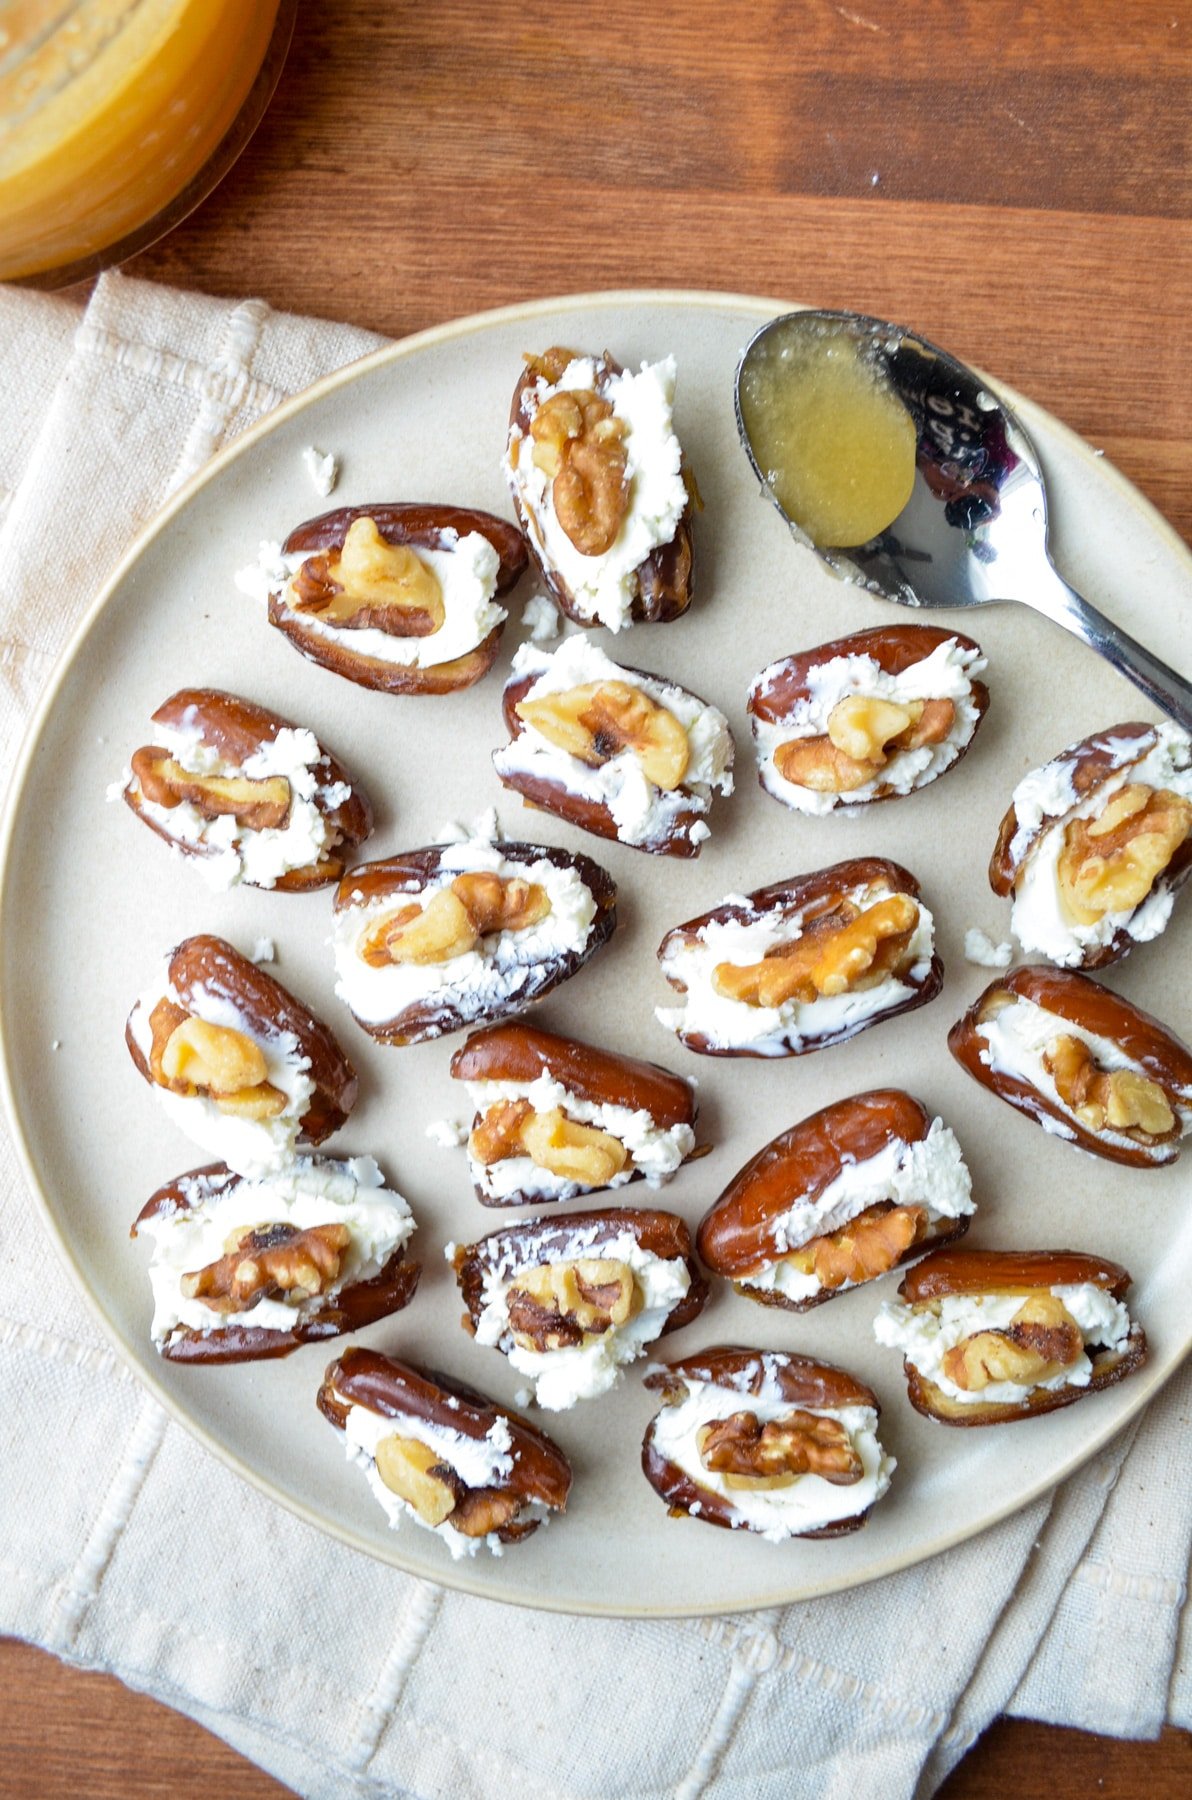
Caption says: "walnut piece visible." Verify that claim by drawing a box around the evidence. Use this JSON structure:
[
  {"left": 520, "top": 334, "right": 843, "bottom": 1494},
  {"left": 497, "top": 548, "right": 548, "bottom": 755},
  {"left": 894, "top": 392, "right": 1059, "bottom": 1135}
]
[
  {"left": 530, "top": 385, "right": 629, "bottom": 556},
  {"left": 373, "top": 1432, "right": 522, "bottom": 1538},
  {"left": 359, "top": 872, "right": 551, "bottom": 968},
  {"left": 774, "top": 696, "right": 955, "bottom": 794},
  {"left": 940, "top": 1292, "right": 1084, "bottom": 1392},
  {"left": 516, "top": 679, "right": 691, "bottom": 790},
  {"left": 149, "top": 1000, "right": 287, "bottom": 1119},
  {"left": 697, "top": 1408, "right": 863, "bottom": 1489},
  {"left": 1055, "top": 783, "right": 1192, "bottom": 925},
  {"left": 469, "top": 1099, "right": 628, "bottom": 1185},
  {"left": 1043, "top": 1033, "right": 1176, "bottom": 1138},
  {"left": 779, "top": 1200, "right": 927, "bottom": 1292},
  {"left": 374, "top": 1434, "right": 460, "bottom": 1526},
  {"left": 713, "top": 892, "right": 919, "bottom": 1008},
  {"left": 506, "top": 1256, "right": 640, "bottom": 1352},
  {"left": 181, "top": 1220, "right": 351, "bottom": 1314},
  {"left": 131, "top": 748, "right": 292, "bottom": 830},
  {"left": 291, "top": 516, "right": 446, "bottom": 637}
]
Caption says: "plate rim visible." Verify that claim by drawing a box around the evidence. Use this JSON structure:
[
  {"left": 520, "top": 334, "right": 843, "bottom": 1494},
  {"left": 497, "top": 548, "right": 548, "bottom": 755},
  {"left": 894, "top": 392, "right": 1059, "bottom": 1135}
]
[{"left": 3, "top": 286, "right": 1190, "bottom": 1617}]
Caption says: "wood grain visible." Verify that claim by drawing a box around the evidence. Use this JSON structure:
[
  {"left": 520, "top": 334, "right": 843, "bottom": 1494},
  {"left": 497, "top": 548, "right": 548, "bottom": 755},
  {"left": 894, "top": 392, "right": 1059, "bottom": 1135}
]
[
  {"left": 12, "top": 0, "right": 1191, "bottom": 1792},
  {"left": 3, "top": 1636, "right": 1192, "bottom": 1798}
]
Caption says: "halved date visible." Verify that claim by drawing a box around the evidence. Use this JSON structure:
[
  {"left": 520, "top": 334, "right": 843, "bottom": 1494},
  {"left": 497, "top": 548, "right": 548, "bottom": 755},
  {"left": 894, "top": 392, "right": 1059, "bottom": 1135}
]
[
  {"left": 655, "top": 856, "right": 942, "bottom": 1057},
  {"left": 506, "top": 347, "right": 695, "bottom": 631},
  {"left": 331, "top": 834, "right": 617, "bottom": 1046},
  {"left": 452, "top": 1206, "right": 708, "bottom": 1409},
  {"left": 254, "top": 502, "right": 527, "bottom": 695},
  {"left": 132, "top": 1157, "right": 418, "bottom": 1362},
  {"left": 696, "top": 1089, "right": 973, "bottom": 1310},
  {"left": 126, "top": 934, "right": 356, "bottom": 1172},
  {"left": 873, "top": 1245, "right": 1147, "bottom": 1425},
  {"left": 749, "top": 624, "right": 988, "bottom": 814},
  {"left": 493, "top": 635, "right": 733, "bottom": 857},
  {"left": 448, "top": 1020, "right": 700, "bottom": 1205},
  {"left": 641, "top": 1346, "right": 893, "bottom": 1538},
  {"left": 119, "top": 687, "right": 372, "bottom": 890},
  {"left": 989, "top": 720, "right": 1192, "bottom": 969},
  {"left": 318, "top": 1347, "right": 571, "bottom": 1553},
  {"left": 948, "top": 964, "right": 1192, "bottom": 1167}
]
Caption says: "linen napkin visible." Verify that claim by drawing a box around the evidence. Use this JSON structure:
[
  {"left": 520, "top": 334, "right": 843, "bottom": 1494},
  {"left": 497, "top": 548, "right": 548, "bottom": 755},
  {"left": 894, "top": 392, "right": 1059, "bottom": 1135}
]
[{"left": 1, "top": 272, "right": 1189, "bottom": 1800}]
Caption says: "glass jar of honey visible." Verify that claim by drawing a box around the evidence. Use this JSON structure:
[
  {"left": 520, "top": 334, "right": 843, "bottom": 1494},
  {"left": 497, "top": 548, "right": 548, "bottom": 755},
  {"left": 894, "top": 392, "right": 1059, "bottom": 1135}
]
[{"left": 0, "top": 0, "right": 295, "bottom": 286}]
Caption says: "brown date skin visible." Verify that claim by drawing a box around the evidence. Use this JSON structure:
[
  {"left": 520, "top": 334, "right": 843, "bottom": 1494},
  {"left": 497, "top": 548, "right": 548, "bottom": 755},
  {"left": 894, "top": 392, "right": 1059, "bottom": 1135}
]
[
  {"left": 453, "top": 1207, "right": 709, "bottom": 1341},
  {"left": 948, "top": 965, "right": 1192, "bottom": 1168},
  {"left": 122, "top": 688, "right": 373, "bottom": 891},
  {"left": 656, "top": 856, "right": 943, "bottom": 1058},
  {"left": 451, "top": 1021, "right": 699, "bottom": 1206},
  {"left": 696, "top": 1089, "right": 969, "bottom": 1309},
  {"left": 268, "top": 503, "right": 528, "bottom": 696},
  {"left": 131, "top": 1163, "right": 419, "bottom": 1364},
  {"left": 507, "top": 350, "right": 695, "bottom": 627},
  {"left": 125, "top": 934, "right": 357, "bottom": 1144},
  {"left": 496, "top": 664, "right": 724, "bottom": 858},
  {"left": 317, "top": 1347, "right": 572, "bottom": 1541},
  {"left": 892, "top": 1246, "right": 1147, "bottom": 1427},
  {"left": 641, "top": 1347, "right": 882, "bottom": 1538},
  {"left": 333, "top": 842, "right": 617, "bottom": 1047},
  {"left": 749, "top": 623, "right": 989, "bottom": 804},
  {"left": 988, "top": 723, "right": 1192, "bottom": 970}
]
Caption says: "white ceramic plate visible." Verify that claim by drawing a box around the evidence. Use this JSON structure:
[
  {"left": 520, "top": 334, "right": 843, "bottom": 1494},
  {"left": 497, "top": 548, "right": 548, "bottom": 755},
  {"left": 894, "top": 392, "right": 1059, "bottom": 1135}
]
[{"left": 3, "top": 292, "right": 1191, "bottom": 1617}]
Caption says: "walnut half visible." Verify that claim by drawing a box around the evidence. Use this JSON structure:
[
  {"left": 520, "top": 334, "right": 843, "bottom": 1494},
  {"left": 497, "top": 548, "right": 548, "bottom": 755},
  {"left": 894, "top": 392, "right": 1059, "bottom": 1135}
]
[
  {"left": 1055, "top": 783, "right": 1192, "bottom": 925},
  {"left": 529, "top": 381, "right": 630, "bottom": 557},
  {"left": 774, "top": 696, "right": 955, "bottom": 794},
  {"left": 182, "top": 1221, "right": 351, "bottom": 1314},
  {"left": 697, "top": 1408, "right": 863, "bottom": 1488},
  {"left": 360, "top": 872, "right": 551, "bottom": 968},
  {"left": 516, "top": 679, "right": 691, "bottom": 791},
  {"left": 713, "top": 892, "right": 919, "bottom": 1008},
  {"left": 506, "top": 1257, "right": 640, "bottom": 1352},
  {"left": 469, "top": 1098, "right": 629, "bottom": 1188},
  {"left": 132, "top": 748, "right": 292, "bottom": 831},
  {"left": 777, "top": 1200, "right": 928, "bottom": 1292},
  {"left": 1043, "top": 1033, "right": 1176, "bottom": 1139},
  {"left": 149, "top": 999, "right": 287, "bottom": 1119},
  {"left": 291, "top": 516, "right": 446, "bottom": 637},
  {"left": 940, "top": 1292, "right": 1084, "bottom": 1391}
]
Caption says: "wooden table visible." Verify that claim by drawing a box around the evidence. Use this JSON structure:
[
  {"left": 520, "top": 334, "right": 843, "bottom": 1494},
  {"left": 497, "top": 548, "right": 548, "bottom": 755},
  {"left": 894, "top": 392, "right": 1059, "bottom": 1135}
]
[{"left": 3, "top": 2, "right": 1189, "bottom": 1793}]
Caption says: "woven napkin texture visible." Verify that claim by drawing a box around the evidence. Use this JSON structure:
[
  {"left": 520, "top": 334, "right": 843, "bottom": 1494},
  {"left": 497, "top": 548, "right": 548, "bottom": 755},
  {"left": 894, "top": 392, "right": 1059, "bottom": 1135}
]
[{"left": 1, "top": 273, "right": 1189, "bottom": 1800}]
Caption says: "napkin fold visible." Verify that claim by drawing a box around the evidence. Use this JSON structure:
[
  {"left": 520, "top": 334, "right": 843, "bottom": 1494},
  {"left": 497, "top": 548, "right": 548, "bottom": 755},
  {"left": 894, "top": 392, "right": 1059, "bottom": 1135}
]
[{"left": 0, "top": 272, "right": 1188, "bottom": 1800}]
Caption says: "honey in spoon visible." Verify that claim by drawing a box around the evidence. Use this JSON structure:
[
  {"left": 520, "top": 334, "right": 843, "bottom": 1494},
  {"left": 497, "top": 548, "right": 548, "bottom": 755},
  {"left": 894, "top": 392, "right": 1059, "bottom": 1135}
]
[{"left": 737, "top": 317, "right": 916, "bottom": 548}]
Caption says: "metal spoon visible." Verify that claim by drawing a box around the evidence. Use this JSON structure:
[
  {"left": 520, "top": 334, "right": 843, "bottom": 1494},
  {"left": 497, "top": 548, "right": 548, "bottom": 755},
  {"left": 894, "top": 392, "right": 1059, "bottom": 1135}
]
[{"left": 734, "top": 309, "right": 1192, "bottom": 731}]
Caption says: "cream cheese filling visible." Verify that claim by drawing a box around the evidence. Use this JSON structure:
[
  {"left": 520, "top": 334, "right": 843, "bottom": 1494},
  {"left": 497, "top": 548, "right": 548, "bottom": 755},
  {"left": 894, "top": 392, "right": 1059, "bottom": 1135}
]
[
  {"left": 137, "top": 1156, "right": 413, "bottom": 1344},
  {"left": 494, "top": 635, "right": 733, "bottom": 850},
  {"left": 649, "top": 1378, "right": 893, "bottom": 1539},
  {"left": 751, "top": 638, "right": 984, "bottom": 816},
  {"left": 655, "top": 886, "right": 935, "bottom": 1054},
  {"left": 235, "top": 529, "right": 505, "bottom": 668},
  {"left": 506, "top": 356, "right": 688, "bottom": 632},
  {"left": 873, "top": 1283, "right": 1132, "bottom": 1406}
]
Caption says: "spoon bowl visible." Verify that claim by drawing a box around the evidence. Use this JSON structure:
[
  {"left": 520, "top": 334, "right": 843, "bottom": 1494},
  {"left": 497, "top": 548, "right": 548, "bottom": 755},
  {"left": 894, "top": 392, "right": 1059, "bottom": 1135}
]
[{"left": 735, "top": 309, "right": 1192, "bottom": 730}]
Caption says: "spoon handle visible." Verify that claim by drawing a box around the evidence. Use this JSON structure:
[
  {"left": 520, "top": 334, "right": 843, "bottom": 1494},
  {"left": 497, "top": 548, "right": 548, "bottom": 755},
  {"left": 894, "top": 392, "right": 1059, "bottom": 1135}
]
[{"left": 1027, "top": 564, "right": 1192, "bottom": 733}]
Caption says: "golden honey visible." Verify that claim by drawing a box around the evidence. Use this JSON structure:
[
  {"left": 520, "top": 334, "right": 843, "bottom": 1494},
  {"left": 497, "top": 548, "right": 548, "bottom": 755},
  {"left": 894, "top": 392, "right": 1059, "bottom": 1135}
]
[
  {"left": 739, "top": 318, "right": 916, "bottom": 549},
  {"left": 0, "top": 0, "right": 281, "bottom": 283}
]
